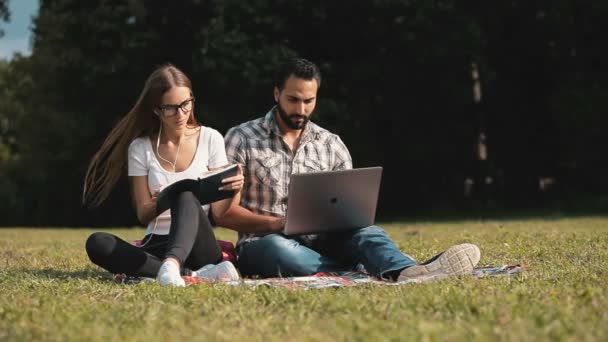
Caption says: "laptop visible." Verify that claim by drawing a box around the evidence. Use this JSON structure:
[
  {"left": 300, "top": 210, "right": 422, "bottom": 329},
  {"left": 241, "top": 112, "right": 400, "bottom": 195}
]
[{"left": 283, "top": 167, "right": 383, "bottom": 235}]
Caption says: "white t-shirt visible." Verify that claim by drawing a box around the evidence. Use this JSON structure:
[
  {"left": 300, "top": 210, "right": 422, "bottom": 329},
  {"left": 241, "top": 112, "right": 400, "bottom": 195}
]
[{"left": 127, "top": 126, "right": 228, "bottom": 235}]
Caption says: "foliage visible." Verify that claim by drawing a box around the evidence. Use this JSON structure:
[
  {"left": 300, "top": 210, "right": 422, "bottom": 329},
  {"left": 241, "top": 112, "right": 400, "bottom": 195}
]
[
  {"left": 1, "top": 219, "right": 607, "bottom": 340},
  {"left": 0, "top": 0, "right": 9, "bottom": 37},
  {"left": 0, "top": 0, "right": 607, "bottom": 225}
]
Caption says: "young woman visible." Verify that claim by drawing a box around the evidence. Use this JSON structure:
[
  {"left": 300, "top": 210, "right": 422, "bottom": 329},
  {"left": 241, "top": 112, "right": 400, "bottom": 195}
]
[{"left": 83, "top": 64, "right": 243, "bottom": 287}]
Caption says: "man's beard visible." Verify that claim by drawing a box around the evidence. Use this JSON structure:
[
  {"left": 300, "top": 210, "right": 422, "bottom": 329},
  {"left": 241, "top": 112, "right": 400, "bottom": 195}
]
[{"left": 276, "top": 102, "right": 310, "bottom": 130}]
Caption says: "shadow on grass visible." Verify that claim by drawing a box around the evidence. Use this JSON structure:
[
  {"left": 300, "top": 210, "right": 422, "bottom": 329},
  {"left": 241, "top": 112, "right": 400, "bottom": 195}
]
[{"left": 13, "top": 267, "right": 115, "bottom": 282}]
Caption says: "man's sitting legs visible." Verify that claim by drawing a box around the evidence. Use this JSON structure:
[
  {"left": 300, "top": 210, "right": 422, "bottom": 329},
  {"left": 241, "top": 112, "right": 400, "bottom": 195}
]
[{"left": 236, "top": 228, "right": 481, "bottom": 282}]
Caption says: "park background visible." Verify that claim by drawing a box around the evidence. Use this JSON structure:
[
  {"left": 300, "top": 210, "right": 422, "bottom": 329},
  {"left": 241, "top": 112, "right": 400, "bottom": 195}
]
[
  {"left": 1, "top": 0, "right": 607, "bottom": 227},
  {"left": 2, "top": 2, "right": 608, "bottom": 341}
]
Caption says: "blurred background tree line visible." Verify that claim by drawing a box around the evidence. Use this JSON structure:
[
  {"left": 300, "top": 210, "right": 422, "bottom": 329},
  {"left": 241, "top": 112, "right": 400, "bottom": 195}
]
[{"left": 0, "top": 0, "right": 606, "bottom": 227}]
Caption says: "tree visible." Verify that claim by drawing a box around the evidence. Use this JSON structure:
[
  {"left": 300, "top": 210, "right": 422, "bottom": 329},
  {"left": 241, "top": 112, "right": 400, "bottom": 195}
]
[
  {"left": 0, "top": 0, "right": 9, "bottom": 38},
  {"left": 0, "top": 57, "right": 32, "bottom": 223},
  {"left": 2, "top": 0, "right": 607, "bottom": 226}
]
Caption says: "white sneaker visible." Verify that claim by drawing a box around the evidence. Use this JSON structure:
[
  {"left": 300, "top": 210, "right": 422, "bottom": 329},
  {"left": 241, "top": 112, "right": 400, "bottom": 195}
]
[
  {"left": 157, "top": 260, "right": 186, "bottom": 287},
  {"left": 398, "top": 243, "right": 481, "bottom": 283},
  {"left": 192, "top": 261, "right": 240, "bottom": 281}
]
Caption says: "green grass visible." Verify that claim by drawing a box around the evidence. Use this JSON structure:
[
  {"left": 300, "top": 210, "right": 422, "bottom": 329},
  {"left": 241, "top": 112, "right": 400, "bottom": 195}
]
[{"left": 1, "top": 217, "right": 607, "bottom": 341}]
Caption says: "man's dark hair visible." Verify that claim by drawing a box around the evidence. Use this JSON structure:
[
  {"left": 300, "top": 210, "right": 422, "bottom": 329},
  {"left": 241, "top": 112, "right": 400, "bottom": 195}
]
[{"left": 274, "top": 58, "right": 322, "bottom": 90}]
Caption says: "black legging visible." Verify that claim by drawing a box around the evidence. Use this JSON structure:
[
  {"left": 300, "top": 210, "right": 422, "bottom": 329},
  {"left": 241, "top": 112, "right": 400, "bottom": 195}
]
[{"left": 85, "top": 191, "right": 222, "bottom": 277}]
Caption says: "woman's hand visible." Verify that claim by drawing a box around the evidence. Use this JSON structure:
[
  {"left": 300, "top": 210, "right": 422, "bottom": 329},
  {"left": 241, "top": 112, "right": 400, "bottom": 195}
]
[
  {"left": 219, "top": 164, "right": 244, "bottom": 192},
  {"left": 129, "top": 176, "right": 160, "bottom": 225},
  {"left": 150, "top": 190, "right": 159, "bottom": 204}
]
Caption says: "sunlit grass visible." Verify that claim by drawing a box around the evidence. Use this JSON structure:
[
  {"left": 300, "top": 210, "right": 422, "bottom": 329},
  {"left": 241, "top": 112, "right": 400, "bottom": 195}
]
[{"left": 1, "top": 217, "right": 607, "bottom": 341}]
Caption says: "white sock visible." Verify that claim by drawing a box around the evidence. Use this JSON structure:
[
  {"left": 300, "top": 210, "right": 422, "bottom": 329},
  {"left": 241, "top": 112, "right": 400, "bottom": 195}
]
[{"left": 157, "top": 261, "right": 186, "bottom": 287}]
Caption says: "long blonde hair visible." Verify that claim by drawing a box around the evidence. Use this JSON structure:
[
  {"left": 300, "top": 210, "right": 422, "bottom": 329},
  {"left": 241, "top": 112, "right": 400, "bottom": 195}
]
[{"left": 83, "top": 64, "right": 199, "bottom": 207}]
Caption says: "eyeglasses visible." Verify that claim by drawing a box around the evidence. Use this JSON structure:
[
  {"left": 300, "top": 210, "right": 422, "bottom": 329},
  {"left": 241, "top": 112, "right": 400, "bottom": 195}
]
[{"left": 155, "top": 97, "right": 195, "bottom": 117}]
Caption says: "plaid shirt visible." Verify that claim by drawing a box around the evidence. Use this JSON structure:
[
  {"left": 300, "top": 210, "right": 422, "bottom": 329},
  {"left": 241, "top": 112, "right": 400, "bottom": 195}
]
[{"left": 224, "top": 107, "right": 352, "bottom": 244}]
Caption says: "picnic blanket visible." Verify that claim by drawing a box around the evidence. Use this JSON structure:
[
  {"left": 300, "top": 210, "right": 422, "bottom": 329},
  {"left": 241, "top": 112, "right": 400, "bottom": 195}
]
[{"left": 114, "top": 264, "right": 523, "bottom": 290}]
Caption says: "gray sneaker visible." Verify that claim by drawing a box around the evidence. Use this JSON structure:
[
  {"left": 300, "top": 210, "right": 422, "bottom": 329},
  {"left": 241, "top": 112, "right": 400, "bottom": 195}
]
[
  {"left": 192, "top": 261, "right": 240, "bottom": 281},
  {"left": 398, "top": 243, "right": 481, "bottom": 283}
]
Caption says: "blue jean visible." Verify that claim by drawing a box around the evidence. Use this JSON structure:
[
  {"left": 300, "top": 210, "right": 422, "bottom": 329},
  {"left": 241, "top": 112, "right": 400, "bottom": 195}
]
[{"left": 237, "top": 225, "right": 417, "bottom": 279}]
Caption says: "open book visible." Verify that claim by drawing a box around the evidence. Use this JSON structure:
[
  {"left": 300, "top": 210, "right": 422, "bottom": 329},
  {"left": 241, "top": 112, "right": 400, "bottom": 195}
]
[{"left": 155, "top": 164, "right": 239, "bottom": 214}]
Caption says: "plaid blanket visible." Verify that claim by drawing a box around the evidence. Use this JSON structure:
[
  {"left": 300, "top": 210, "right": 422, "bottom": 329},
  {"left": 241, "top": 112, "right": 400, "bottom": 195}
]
[{"left": 114, "top": 264, "right": 523, "bottom": 289}]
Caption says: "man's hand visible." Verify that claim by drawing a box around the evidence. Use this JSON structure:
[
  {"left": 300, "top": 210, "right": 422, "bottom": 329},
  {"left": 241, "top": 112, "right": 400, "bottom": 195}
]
[{"left": 268, "top": 216, "right": 285, "bottom": 232}]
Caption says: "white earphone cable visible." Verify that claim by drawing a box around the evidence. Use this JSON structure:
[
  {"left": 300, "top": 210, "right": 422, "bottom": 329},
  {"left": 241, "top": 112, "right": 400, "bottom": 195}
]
[{"left": 138, "top": 123, "right": 183, "bottom": 248}]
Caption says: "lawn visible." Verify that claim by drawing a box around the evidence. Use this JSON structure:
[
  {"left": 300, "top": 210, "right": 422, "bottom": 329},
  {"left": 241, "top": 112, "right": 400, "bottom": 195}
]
[{"left": 1, "top": 217, "right": 607, "bottom": 341}]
